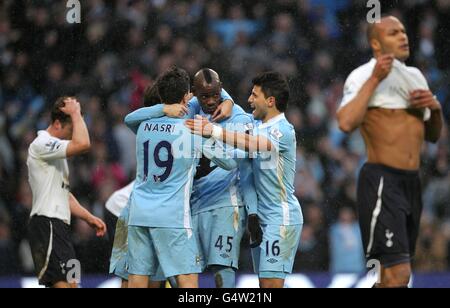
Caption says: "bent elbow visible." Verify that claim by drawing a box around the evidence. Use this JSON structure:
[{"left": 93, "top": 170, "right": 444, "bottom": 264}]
[{"left": 338, "top": 121, "right": 355, "bottom": 134}]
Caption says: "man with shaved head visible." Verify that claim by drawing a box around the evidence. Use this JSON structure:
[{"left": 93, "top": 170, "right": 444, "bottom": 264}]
[
  {"left": 337, "top": 16, "right": 443, "bottom": 288},
  {"left": 188, "top": 68, "right": 261, "bottom": 288}
]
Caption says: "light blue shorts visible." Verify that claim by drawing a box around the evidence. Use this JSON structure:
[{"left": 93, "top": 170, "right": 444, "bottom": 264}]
[
  {"left": 109, "top": 206, "right": 166, "bottom": 282},
  {"left": 251, "top": 224, "right": 303, "bottom": 279},
  {"left": 192, "top": 206, "right": 246, "bottom": 270},
  {"left": 128, "top": 226, "right": 202, "bottom": 278},
  {"left": 109, "top": 206, "right": 130, "bottom": 281}
]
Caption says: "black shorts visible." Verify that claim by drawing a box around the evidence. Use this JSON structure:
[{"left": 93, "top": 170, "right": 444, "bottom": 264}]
[
  {"left": 357, "top": 163, "right": 423, "bottom": 268},
  {"left": 28, "top": 216, "right": 77, "bottom": 287}
]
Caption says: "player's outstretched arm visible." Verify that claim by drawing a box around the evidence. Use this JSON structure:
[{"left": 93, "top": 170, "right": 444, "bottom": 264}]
[
  {"left": 69, "top": 193, "right": 107, "bottom": 237},
  {"left": 200, "top": 138, "right": 240, "bottom": 171},
  {"left": 186, "top": 116, "right": 273, "bottom": 153},
  {"left": 124, "top": 105, "right": 188, "bottom": 133}
]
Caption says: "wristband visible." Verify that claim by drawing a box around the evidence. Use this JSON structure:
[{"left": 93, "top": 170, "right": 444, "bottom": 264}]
[{"left": 211, "top": 125, "right": 223, "bottom": 139}]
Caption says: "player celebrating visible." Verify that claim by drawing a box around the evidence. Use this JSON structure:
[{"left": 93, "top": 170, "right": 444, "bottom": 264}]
[
  {"left": 109, "top": 82, "right": 176, "bottom": 288},
  {"left": 186, "top": 72, "right": 304, "bottom": 288},
  {"left": 124, "top": 68, "right": 262, "bottom": 288},
  {"left": 337, "top": 16, "right": 443, "bottom": 288},
  {"left": 124, "top": 67, "right": 237, "bottom": 288},
  {"left": 27, "top": 97, "right": 106, "bottom": 288}
]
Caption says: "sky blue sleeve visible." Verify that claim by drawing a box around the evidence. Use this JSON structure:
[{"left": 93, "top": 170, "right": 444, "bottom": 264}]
[
  {"left": 221, "top": 89, "right": 234, "bottom": 103},
  {"left": 232, "top": 114, "right": 258, "bottom": 215},
  {"left": 124, "top": 105, "right": 165, "bottom": 134},
  {"left": 266, "top": 123, "right": 294, "bottom": 153},
  {"left": 187, "top": 97, "right": 201, "bottom": 119},
  {"left": 238, "top": 157, "right": 258, "bottom": 215},
  {"left": 198, "top": 136, "right": 239, "bottom": 171}
]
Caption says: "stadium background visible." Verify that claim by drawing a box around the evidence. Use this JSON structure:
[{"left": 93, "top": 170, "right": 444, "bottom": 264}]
[{"left": 1, "top": 0, "right": 450, "bottom": 286}]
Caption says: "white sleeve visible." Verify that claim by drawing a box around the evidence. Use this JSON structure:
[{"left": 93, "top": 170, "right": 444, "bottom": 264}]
[
  {"left": 410, "top": 68, "right": 430, "bottom": 90},
  {"left": 105, "top": 181, "right": 134, "bottom": 217},
  {"left": 31, "top": 138, "right": 69, "bottom": 161},
  {"left": 339, "top": 72, "right": 365, "bottom": 109}
]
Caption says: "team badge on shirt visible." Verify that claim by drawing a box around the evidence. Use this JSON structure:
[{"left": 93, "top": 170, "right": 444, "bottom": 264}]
[{"left": 270, "top": 128, "right": 283, "bottom": 140}]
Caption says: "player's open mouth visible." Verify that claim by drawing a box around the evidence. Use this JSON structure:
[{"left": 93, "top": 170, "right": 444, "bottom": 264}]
[{"left": 400, "top": 44, "right": 409, "bottom": 50}]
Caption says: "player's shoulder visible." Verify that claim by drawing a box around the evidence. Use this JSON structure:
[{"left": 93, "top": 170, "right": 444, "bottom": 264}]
[
  {"left": 267, "top": 116, "right": 294, "bottom": 141},
  {"left": 30, "top": 131, "right": 63, "bottom": 152},
  {"left": 279, "top": 117, "right": 295, "bottom": 136},
  {"left": 346, "top": 59, "right": 376, "bottom": 83},
  {"left": 230, "top": 105, "right": 253, "bottom": 123},
  {"left": 404, "top": 64, "right": 426, "bottom": 79}
]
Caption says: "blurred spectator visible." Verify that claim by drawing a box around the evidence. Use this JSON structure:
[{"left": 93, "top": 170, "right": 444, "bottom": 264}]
[
  {"left": 329, "top": 207, "right": 365, "bottom": 274},
  {"left": 0, "top": 207, "right": 19, "bottom": 276},
  {"left": 296, "top": 204, "right": 329, "bottom": 272},
  {"left": 415, "top": 218, "right": 449, "bottom": 272}
]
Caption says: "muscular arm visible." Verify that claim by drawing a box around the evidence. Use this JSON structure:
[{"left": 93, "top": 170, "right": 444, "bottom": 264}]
[
  {"left": 337, "top": 76, "right": 380, "bottom": 133},
  {"left": 425, "top": 109, "right": 443, "bottom": 143},
  {"left": 187, "top": 119, "right": 273, "bottom": 153}
]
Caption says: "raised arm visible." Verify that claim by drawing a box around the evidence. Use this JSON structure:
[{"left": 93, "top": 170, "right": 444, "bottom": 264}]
[
  {"left": 337, "top": 55, "right": 394, "bottom": 133},
  {"left": 59, "top": 98, "right": 91, "bottom": 157}
]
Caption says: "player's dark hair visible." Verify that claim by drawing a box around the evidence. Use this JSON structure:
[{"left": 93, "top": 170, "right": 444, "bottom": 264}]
[
  {"left": 202, "top": 68, "right": 213, "bottom": 84},
  {"left": 252, "top": 72, "right": 290, "bottom": 112},
  {"left": 143, "top": 81, "right": 162, "bottom": 107},
  {"left": 51, "top": 96, "right": 72, "bottom": 126},
  {"left": 157, "top": 67, "right": 190, "bottom": 105}
]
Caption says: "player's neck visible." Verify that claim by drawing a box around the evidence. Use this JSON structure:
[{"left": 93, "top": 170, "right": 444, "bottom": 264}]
[
  {"left": 47, "top": 126, "right": 60, "bottom": 139},
  {"left": 262, "top": 110, "right": 282, "bottom": 124}
]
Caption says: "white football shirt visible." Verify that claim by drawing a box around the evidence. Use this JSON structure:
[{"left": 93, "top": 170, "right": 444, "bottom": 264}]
[
  {"left": 340, "top": 58, "right": 431, "bottom": 120},
  {"left": 27, "top": 130, "right": 71, "bottom": 224}
]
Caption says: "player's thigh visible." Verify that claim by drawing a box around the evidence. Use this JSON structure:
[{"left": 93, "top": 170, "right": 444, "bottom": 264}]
[
  {"left": 151, "top": 228, "right": 202, "bottom": 279},
  {"left": 203, "top": 207, "right": 246, "bottom": 269},
  {"left": 252, "top": 224, "right": 302, "bottom": 278},
  {"left": 110, "top": 209, "right": 129, "bottom": 280},
  {"left": 127, "top": 226, "right": 158, "bottom": 276}
]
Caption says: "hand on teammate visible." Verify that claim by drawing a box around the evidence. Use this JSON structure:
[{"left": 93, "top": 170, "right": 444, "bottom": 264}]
[
  {"left": 372, "top": 54, "right": 394, "bottom": 82},
  {"left": 163, "top": 104, "right": 189, "bottom": 118},
  {"left": 185, "top": 116, "right": 214, "bottom": 138},
  {"left": 212, "top": 99, "right": 234, "bottom": 122},
  {"left": 410, "top": 90, "right": 441, "bottom": 111}
]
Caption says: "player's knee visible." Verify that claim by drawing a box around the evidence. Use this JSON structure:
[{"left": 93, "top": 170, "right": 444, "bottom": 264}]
[
  {"left": 211, "top": 265, "right": 236, "bottom": 288},
  {"left": 176, "top": 274, "right": 199, "bottom": 288},
  {"left": 259, "top": 278, "right": 284, "bottom": 289},
  {"left": 382, "top": 265, "right": 411, "bottom": 288}
]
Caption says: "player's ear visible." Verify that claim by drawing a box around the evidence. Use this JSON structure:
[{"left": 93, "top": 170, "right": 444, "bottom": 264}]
[
  {"left": 371, "top": 38, "right": 381, "bottom": 53},
  {"left": 54, "top": 119, "right": 62, "bottom": 130},
  {"left": 267, "top": 96, "right": 276, "bottom": 108}
]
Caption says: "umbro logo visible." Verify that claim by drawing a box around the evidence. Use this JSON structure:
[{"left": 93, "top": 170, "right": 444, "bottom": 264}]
[
  {"left": 220, "top": 253, "right": 230, "bottom": 259},
  {"left": 267, "top": 258, "right": 278, "bottom": 264}
]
